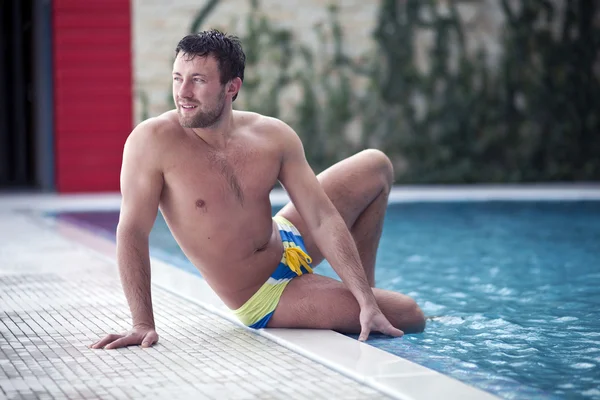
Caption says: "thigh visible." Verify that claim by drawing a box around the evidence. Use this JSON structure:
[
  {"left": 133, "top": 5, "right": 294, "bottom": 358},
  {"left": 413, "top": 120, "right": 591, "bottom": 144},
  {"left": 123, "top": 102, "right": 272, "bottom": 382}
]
[
  {"left": 266, "top": 273, "right": 425, "bottom": 334},
  {"left": 276, "top": 149, "right": 391, "bottom": 265}
]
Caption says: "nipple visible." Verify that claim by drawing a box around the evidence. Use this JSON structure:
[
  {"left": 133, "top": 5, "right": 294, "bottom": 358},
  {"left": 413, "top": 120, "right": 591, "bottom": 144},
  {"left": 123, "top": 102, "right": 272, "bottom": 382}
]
[{"left": 195, "top": 199, "right": 207, "bottom": 211}]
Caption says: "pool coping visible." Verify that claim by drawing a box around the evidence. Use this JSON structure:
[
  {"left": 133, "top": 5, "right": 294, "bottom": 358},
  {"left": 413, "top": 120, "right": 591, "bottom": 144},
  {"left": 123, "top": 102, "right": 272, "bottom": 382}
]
[
  {"left": 5, "top": 184, "right": 599, "bottom": 399},
  {"left": 2, "top": 183, "right": 600, "bottom": 211}
]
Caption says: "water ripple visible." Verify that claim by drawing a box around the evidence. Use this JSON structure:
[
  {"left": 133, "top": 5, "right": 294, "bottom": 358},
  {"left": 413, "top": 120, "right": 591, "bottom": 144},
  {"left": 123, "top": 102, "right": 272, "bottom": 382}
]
[
  {"left": 572, "top": 363, "right": 596, "bottom": 370},
  {"left": 371, "top": 201, "right": 600, "bottom": 399}
]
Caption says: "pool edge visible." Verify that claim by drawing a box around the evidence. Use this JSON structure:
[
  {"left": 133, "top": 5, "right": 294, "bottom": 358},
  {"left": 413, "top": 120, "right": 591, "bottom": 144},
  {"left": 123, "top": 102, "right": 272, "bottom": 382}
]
[{"left": 2, "top": 183, "right": 600, "bottom": 211}]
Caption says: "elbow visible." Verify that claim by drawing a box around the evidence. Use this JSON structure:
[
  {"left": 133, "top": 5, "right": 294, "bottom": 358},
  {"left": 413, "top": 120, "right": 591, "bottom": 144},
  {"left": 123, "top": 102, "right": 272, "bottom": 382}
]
[{"left": 316, "top": 203, "right": 345, "bottom": 230}]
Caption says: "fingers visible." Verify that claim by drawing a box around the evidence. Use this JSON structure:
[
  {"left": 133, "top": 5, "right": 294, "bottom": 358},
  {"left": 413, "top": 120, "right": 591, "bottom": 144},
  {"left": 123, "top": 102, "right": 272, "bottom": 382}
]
[
  {"left": 90, "top": 334, "right": 122, "bottom": 349},
  {"left": 359, "top": 318, "right": 404, "bottom": 342},
  {"left": 104, "top": 335, "right": 140, "bottom": 350},
  {"left": 383, "top": 325, "right": 404, "bottom": 338},
  {"left": 358, "top": 326, "right": 370, "bottom": 342},
  {"left": 375, "top": 316, "right": 404, "bottom": 338},
  {"left": 141, "top": 331, "right": 159, "bottom": 348},
  {"left": 90, "top": 330, "right": 159, "bottom": 350},
  {"left": 104, "top": 334, "right": 149, "bottom": 350}
]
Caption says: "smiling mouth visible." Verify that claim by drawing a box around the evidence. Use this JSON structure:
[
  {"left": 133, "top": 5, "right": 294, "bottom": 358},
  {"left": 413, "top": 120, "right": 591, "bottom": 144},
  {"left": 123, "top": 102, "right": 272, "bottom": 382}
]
[{"left": 180, "top": 105, "right": 198, "bottom": 111}]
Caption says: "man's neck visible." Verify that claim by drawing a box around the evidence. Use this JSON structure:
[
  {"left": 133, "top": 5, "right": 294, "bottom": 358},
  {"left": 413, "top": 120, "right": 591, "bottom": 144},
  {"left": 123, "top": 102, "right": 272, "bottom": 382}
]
[{"left": 191, "top": 109, "right": 236, "bottom": 150}]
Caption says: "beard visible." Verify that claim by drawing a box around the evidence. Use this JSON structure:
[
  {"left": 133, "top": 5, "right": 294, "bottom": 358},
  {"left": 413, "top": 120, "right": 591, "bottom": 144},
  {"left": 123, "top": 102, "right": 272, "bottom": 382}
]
[{"left": 178, "top": 88, "right": 226, "bottom": 128}]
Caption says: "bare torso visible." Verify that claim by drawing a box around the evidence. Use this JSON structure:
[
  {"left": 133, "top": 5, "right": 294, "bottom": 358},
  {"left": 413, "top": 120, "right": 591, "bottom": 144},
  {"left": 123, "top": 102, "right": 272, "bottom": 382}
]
[{"left": 153, "top": 110, "right": 286, "bottom": 309}]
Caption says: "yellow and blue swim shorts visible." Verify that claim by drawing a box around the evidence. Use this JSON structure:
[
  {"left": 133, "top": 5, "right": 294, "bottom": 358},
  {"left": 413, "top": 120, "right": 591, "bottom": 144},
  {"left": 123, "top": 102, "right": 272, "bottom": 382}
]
[{"left": 232, "top": 215, "right": 313, "bottom": 329}]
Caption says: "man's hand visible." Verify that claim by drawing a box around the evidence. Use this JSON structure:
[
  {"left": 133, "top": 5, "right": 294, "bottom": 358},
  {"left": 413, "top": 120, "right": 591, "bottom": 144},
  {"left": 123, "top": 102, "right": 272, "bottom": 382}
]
[
  {"left": 358, "top": 305, "right": 404, "bottom": 342},
  {"left": 90, "top": 326, "right": 158, "bottom": 350}
]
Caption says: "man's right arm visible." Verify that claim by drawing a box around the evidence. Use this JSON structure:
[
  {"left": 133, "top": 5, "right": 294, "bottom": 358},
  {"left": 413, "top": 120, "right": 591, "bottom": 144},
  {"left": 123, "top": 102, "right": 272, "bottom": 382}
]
[{"left": 90, "top": 120, "right": 164, "bottom": 350}]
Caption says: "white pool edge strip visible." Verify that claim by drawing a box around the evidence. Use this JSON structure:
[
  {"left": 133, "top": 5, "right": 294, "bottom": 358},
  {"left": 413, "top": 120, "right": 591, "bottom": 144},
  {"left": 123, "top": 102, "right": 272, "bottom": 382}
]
[
  {"left": 388, "top": 184, "right": 600, "bottom": 202},
  {"left": 2, "top": 183, "right": 600, "bottom": 211}
]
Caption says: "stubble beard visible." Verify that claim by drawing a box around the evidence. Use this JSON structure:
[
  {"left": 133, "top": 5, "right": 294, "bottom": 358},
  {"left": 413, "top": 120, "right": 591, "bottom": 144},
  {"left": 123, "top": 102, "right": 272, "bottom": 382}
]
[{"left": 178, "top": 88, "right": 226, "bottom": 129}]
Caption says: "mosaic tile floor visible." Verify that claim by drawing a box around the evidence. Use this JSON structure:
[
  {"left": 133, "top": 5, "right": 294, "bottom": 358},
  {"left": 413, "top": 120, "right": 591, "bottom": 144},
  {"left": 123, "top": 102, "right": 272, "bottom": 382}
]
[{"left": 0, "top": 212, "right": 387, "bottom": 399}]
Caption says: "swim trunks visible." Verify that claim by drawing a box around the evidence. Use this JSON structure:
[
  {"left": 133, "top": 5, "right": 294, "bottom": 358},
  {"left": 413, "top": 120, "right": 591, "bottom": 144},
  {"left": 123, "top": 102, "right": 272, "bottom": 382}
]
[{"left": 232, "top": 215, "right": 313, "bottom": 329}]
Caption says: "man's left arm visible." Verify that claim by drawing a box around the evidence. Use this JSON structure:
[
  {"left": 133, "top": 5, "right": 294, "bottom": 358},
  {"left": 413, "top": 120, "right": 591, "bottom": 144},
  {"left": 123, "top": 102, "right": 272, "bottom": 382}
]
[{"left": 275, "top": 120, "right": 403, "bottom": 341}]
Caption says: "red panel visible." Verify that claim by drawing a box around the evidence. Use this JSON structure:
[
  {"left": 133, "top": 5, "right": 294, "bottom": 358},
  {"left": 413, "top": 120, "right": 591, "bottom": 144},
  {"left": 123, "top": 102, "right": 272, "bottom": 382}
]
[{"left": 53, "top": 0, "right": 132, "bottom": 193}]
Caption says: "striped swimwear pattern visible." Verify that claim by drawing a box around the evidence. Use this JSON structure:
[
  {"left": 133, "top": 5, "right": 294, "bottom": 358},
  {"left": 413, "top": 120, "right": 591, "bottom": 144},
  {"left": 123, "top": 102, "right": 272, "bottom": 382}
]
[{"left": 232, "top": 215, "right": 313, "bottom": 329}]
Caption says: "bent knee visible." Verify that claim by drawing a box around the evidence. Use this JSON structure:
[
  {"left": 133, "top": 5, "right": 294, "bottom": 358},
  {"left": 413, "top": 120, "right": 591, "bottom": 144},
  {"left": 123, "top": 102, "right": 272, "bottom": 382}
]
[
  {"left": 406, "top": 299, "right": 426, "bottom": 333},
  {"left": 360, "top": 149, "right": 394, "bottom": 188},
  {"left": 394, "top": 297, "right": 426, "bottom": 334}
]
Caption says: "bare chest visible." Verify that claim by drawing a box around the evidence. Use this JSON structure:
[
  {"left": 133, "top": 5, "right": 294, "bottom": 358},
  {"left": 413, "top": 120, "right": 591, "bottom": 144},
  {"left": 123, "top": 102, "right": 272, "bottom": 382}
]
[{"left": 161, "top": 141, "right": 280, "bottom": 213}]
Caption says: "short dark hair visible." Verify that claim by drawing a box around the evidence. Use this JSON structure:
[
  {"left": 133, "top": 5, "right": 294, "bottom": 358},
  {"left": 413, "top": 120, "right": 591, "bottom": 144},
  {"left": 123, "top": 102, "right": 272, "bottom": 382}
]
[{"left": 175, "top": 30, "right": 245, "bottom": 101}]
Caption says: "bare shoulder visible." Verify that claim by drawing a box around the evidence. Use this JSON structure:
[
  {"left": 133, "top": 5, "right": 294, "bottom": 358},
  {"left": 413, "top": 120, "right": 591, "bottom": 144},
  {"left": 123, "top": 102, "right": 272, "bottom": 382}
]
[
  {"left": 235, "top": 111, "right": 301, "bottom": 148},
  {"left": 126, "top": 110, "right": 181, "bottom": 147},
  {"left": 122, "top": 111, "right": 183, "bottom": 173}
]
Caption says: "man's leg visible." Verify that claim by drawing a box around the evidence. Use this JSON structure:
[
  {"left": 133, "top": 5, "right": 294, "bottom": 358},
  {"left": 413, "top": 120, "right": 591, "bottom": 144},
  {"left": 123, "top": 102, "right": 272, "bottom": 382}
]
[
  {"left": 268, "top": 274, "right": 424, "bottom": 334},
  {"left": 269, "top": 149, "right": 425, "bottom": 333},
  {"left": 277, "top": 149, "right": 392, "bottom": 285}
]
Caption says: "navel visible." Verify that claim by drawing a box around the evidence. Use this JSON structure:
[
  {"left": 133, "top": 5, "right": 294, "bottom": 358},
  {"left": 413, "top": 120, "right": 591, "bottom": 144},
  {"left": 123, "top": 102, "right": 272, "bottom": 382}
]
[{"left": 254, "top": 240, "right": 269, "bottom": 253}]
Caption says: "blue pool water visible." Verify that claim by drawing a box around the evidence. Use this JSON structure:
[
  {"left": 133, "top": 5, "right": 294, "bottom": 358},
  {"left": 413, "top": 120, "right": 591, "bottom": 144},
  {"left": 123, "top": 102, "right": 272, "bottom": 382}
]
[{"left": 57, "top": 201, "right": 600, "bottom": 399}]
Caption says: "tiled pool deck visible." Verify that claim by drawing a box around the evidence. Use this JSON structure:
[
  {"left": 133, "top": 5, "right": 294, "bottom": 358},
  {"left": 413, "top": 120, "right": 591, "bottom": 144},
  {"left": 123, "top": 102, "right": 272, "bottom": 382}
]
[{"left": 3, "top": 185, "right": 598, "bottom": 399}]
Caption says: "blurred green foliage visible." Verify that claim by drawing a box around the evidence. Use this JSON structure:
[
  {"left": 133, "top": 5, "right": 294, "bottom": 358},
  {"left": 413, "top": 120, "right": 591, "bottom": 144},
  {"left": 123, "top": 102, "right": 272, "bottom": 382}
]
[{"left": 187, "top": 0, "right": 600, "bottom": 183}]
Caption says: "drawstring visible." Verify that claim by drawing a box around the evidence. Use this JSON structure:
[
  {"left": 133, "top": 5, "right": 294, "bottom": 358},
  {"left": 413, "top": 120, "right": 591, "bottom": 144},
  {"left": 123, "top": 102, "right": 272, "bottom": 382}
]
[{"left": 284, "top": 246, "right": 313, "bottom": 276}]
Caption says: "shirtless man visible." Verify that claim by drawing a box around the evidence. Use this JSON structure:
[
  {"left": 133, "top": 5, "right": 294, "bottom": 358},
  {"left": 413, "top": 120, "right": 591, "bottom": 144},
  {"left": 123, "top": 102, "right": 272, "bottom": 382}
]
[{"left": 91, "top": 30, "right": 425, "bottom": 350}]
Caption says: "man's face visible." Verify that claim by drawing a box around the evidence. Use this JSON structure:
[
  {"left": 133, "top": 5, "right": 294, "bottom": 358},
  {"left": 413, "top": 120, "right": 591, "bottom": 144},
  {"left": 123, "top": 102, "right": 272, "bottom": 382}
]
[{"left": 172, "top": 53, "right": 227, "bottom": 129}]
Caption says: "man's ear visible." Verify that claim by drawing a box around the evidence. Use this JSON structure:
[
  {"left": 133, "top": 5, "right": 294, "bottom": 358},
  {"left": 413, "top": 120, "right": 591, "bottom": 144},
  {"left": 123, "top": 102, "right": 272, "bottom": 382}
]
[{"left": 228, "top": 77, "right": 242, "bottom": 98}]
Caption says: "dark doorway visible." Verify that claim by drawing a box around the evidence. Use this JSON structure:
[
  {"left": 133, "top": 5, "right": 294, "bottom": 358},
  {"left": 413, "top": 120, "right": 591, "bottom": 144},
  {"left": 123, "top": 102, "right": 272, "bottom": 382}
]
[{"left": 0, "top": 0, "right": 53, "bottom": 191}]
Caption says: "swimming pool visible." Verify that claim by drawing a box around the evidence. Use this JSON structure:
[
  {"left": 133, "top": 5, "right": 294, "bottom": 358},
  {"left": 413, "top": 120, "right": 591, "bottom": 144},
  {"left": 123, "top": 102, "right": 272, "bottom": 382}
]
[{"left": 57, "top": 200, "right": 600, "bottom": 399}]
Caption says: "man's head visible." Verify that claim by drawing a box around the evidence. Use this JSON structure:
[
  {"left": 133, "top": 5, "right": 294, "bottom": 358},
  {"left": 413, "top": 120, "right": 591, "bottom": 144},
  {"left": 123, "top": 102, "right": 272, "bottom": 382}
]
[{"left": 172, "top": 30, "right": 245, "bottom": 128}]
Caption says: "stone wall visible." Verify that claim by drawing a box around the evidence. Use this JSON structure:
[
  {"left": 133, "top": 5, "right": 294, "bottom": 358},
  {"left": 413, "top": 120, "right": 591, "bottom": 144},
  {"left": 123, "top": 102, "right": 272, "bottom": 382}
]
[
  {"left": 132, "top": 0, "right": 508, "bottom": 124},
  {"left": 132, "top": 0, "right": 380, "bottom": 123},
  {"left": 132, "top": 1, "right": 600, "bottom": 183}
]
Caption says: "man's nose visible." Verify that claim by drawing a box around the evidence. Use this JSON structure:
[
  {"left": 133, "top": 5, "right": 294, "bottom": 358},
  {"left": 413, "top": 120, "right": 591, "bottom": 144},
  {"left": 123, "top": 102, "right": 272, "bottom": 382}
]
[{"left": 178, "top": 81, "right": 193, "bottom": 98}]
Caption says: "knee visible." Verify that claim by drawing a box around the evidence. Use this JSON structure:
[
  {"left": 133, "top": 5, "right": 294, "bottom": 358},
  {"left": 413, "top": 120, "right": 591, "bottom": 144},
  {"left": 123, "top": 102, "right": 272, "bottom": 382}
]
[
  {"left": 361, "top": 149, "right": 394, "bottom": 189},
  {"left": 400, "top": 298, "right": 426, "bottom": 334}
]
